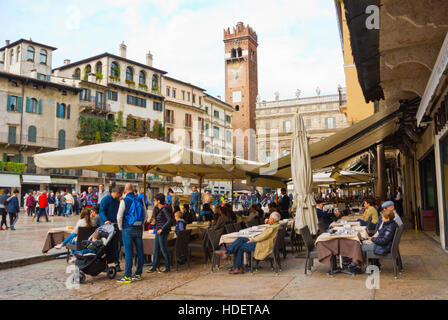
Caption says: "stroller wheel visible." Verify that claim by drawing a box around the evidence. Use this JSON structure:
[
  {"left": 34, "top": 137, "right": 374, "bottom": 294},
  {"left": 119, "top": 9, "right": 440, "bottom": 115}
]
[
  {"left": 79, "top": 272, "right": 86, "bottom": 284},
  {"left": 107, "top": 266, "right": 117, "bottom": 279}
]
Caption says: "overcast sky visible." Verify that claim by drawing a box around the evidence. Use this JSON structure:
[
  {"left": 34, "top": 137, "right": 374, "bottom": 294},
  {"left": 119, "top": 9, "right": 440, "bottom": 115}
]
[{"left": 1, "top": 0, "right": 345, "bottom": 101}]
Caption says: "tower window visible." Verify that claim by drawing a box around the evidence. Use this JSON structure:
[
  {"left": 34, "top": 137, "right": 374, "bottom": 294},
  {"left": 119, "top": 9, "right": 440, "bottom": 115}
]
[
  {"left": 235, "top": 105, "right": 240, "bottom": 112},
  {"left": 231, "top": 49, "right": 236, "bottom": 58},
  {"left": 237, "top": 48, "right": 242, "bottom": 57}
]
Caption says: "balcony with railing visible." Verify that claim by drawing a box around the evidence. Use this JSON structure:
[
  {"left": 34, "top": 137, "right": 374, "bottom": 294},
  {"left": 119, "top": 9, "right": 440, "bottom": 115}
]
[
  {"left": 0, "top": 131, "right": 78, "bottom": 151},
  {"left": 79, "top": 98, "right": 111, "bottom": 115}
]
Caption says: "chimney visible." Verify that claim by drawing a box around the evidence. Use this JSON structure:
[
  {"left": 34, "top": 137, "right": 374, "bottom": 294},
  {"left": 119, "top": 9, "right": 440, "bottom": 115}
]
[
  {"left": 217, "top": 95, "right": 221, "bottom": 100},
  {"left": 64, "top": 59, "right": 71, "bottom": 65},
  {"left": 146, "top": 51, "right": 153, "bottom": 67},
  {"left": 5, "top": 40, "right": 10, "bottom": 46},
  {"left": 119, "top": 42, "right": 127, "bottom": 58}
]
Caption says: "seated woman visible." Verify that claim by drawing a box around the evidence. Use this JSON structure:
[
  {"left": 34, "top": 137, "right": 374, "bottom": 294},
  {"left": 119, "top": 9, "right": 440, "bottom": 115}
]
[
  {"left": 211, "top": 206, "right": 231, "bottom": 247},
  {"left": 54, "top": 208, "right": 95, "bottom": 250},
  {"left": 199, "top": 203, "right": 213, "bottom": 222},
  {"left": 239, "top": 205, "right": 260, "bottom": 225},
  {"left": 181, "top": 204, "right": 196, "bottom": 224},
  {"left": 223, "top": 212, "right": 281, "bottom": 274},
  {"left": 358, "top": 199, "right": 379, "bottom": 230}
]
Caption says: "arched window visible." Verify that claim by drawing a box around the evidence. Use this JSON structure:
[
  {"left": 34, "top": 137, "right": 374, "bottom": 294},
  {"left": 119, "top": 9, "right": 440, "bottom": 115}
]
[
  {"left": 39, "top": 49, "right": 47, "bottom": 65},
  {"left": 139, "top": 71, "right": 146, "bottom": 84},
  {"left": 73, "top": 68, "right": 81, "bottom": 80},
  {"left": 58, "top": 130, "right": 66, "bottom": 149},
  {"left": 28, "top": 126, "right": 37, "bottom": 143},
  {"left": 231, "top": 49, "right": 236, "bottom": 58},
  {"left": 111, "top": 62, "right": 120, "bottom": 77},
  {"left": 27, "top": 46, "right": 34, "bottom": 62},
  {"left": 237, "top": 47, "right": 242, "bottom": 57},
  {"left": 95, "top": 61, "right": 102, "bottom": 74},
  {"left": 126, "top": 67, "right": 134, "bottom": 81},
  {"left": 235, "top": 105, "right": 240, "bottom": 112},
  {"left": 84, "top": 64, "right": 91, "bottom": 79},
  {"left": 31, "top": 98, "right": 38, "bottom": 113},
  {"left": 10, "top": 50, "right": 14, "bottom": 64},
  {"left": 57, "top": 103, "right": 66, "bottom": 118},
  {"left": 152, "top": 75, "right": 159, "bottom": 90}
]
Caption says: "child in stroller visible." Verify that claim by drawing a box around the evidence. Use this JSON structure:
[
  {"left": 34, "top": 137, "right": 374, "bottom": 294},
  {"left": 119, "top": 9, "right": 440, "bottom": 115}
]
[{"left": 70, "top": 224, "right": 118, "bottom": 284}]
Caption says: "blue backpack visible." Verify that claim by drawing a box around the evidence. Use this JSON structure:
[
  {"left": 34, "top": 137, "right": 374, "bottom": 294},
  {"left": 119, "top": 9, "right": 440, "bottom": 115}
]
[{"left": 125, "top": 197, "right": 146, "bottom": 227}]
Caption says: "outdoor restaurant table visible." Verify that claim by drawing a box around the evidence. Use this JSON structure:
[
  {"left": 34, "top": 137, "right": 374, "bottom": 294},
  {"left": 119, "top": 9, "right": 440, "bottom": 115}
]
[
  {"left": 42, "top": 227, "right": 73, "bottom": 253},
  {"left": 219, "top": 225, "right": 266, "bottom": 246}
]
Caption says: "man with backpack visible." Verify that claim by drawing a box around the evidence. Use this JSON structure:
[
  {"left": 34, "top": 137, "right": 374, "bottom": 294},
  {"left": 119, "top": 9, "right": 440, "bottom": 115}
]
[
  {"left": 147, "top": 193, "right": 173, "bottom": 274},
  {"left": 116, "top": 184, "right": 149, "bottom": 284},
  {"left": 7, "top": 189, "right": 20, "bottom": 230}
]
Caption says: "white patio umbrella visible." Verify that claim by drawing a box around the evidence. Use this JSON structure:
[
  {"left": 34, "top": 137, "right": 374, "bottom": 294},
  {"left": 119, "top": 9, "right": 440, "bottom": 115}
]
[{"left": 291, "top": 114, "right": 319, "bottom": 235}]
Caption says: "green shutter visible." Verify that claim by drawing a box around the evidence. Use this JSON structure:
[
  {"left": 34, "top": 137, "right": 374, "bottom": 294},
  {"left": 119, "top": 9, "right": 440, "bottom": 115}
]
[
  {"left": 103, "top": 93, "right": 107, "bottom": 109},
  {"left": 67, "top": 104, "right": 71, "bottom": 119},
  {"left": 88, "top": 89, "right": 92, "bottom": 101},
  {"left": 46, "top": 75, "right": 51, "bottom": 81},
  {"left": 14, "top": 154, "right": 20, "bottom": 163},
  {"left": 38, "top": 99, "right": 42, "bottom": 114},
  {"left": 26, "top": 97, "right": 31, "bottom": 113},
  {"left": 17, "top": 97, "right": 22, "bottom": 113},
  {"left": 7, "top": 95, "right": 12, "bottom": 111}
]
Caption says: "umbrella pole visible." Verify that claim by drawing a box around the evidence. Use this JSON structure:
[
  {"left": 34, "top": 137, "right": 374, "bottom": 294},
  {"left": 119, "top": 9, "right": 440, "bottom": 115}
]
[
  {"left": 231, "top": 179, "right": 234, "bottom": 210},
  {"left": 198, "top": 175, "right": 203, "bottom": 215}
]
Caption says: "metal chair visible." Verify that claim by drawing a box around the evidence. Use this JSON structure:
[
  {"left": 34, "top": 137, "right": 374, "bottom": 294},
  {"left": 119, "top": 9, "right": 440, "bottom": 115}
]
[
  {"left": 224, "top": 224, "right": 236, "bottom": 234},
  {"left": 317, "top": 219, "right": 327, "bottom": 235},
  {"left": 233, "top": 222, "right": 242, "bottom": 232},
  {"left": 246, "top": 219, "right": 259, "bottom": 228},
  {"left": 66, "top": 226, "right": 97, "bottom": 263},
  {"left": 189, "top": 227, "right": 211, "bottom": 264},
  {"left": 366, "top": 224, "right": 404, "bottom": 279},
  {"left": 295, "top": 225, "right": 319, "bottom": 275},
  {"left": 170, "top": 229, "right": 192, "bottom": 271},
  {"left": 250, "top": 227, "right": 285, "bottom": 275},
  {"left": 207, "top": 228, "right": 229, "bottom": 273}
]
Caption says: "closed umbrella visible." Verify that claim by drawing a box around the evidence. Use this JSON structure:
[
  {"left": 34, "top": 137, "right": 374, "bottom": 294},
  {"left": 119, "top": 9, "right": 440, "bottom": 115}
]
[{"left": 292, "top": 114, "right": 318, "bottom": 235}]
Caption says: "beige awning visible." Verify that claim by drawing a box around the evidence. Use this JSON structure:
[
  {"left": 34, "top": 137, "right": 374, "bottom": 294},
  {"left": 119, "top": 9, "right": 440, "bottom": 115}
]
[
  {"left": 257, "top": 105, "right": 401, "bottom": 179},
  {"left": 22, "top": 175, "right": 52, "bottom": 184},
  {"left": 0, "top": 174, "right": 21, "bottom": 188}
]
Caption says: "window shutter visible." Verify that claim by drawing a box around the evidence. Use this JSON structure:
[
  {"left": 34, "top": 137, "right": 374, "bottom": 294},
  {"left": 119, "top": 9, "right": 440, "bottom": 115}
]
[
  {"left": 14, "top": 154, "right": 20, "bottom": 163},
  {"left": 38, "top": 99, "right": 42, "bottom": 114},
  {"left": 3, "top": 153, "right": 6, "bottom": 162},
  {"left": 26, "top": 97, "right": 31, "bottom": 113},
  {"left": 88, "top": 89, "right": 92, "bottom": 101},
  {"left": 17, "top": 96, "right": 22, "bottom": 113},
  {"left": 103, "top": 93, "right": 107, "bottom": 110},
  {"left": 67, "top": 105, "right": 71, "bottom": 119},
  {"left": 7, "top": 95, "right": 12, "bottom": 111},
  {"left": 56, "top": 103, "right": 59, "bottom": 117},
  {"left": 37, "top": 73, "right": 40, "bottom": 80},
  {"left": 153, "top": 101, "right": 157, "bottom": 111},
  {"left": 19, "top": 154, "right": 24, "bottom": 163},
  {"left": 46, "top": 75, "right": 51, "bottom": 81},
  {"left": 159, "top": 102, "right": 163, "bottom": 111}
]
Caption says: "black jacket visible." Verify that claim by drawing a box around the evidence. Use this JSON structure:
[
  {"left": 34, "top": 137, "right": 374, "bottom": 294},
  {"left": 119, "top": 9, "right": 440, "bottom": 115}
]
[
  {"left": 156, "top": 205, "right": 173, "bottom": 234},
  {"left": 371, "top": 220, "right": 398, "bottom": 255}
]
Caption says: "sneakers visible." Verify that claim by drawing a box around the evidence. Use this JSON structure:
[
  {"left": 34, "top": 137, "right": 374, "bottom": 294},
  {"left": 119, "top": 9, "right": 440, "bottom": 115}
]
[
  {"left": 69, "top": 256, "right": 76, "bottom": 264},
  {"left": 146, "top": 266, "right": 157, "bottom": 273},
  {"left": 116, "top": 276, "right": 132, "bottom": 284},
  {"left": 54, "top": 244, "right": 63, "bottom": 249},
  {"left": 131, "top": 274, "right": 142, "bottom": 281},
  {"left": 159, "top": 267, "right": 170, "bottom": 273}
]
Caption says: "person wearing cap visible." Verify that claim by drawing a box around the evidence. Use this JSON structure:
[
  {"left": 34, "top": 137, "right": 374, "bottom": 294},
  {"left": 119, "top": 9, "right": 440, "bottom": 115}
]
[{"left": 373, "top": 200, "right": 403, "bottom": 237}]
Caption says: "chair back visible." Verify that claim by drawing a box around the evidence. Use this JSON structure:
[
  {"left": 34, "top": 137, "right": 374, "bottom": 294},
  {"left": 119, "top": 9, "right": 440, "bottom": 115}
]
[
  {"left": 366, "top": 216, "right": 373, "bottom": 231},
  {"left": 270, "top": 227, "right": 284, "bottom": 259},
  {"left": 317, "top": 219, "right": 326, "bottom": 234},
  {"left": 224, "top": 224, "right": 236, "bottom": 234},
  {"left": 206, "top": 228, "right": 221, "bottom": 251},
  {"left": 174, "top": 229, "right": 192, "bottom": 258},
  {"left": 246, "top": 219, "right": 259, "bottom": 228},
  {"left": 76, "top": 226, "right": 97, "bottom": 250},
  {"left": 299, "top": 225, "right": 315, "bottom": 253},
  {"left": 390, "top": 224, "right": 404, "bottom": 257},
  {"left": 233, "top": 222, "right": 242, "bottom": 232}
]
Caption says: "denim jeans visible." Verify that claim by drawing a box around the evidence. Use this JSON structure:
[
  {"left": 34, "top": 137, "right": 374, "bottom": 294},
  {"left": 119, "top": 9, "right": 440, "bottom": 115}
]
[
  {"left": 8, "top": 212, "right": 18, "bottom": 228},
  {"left": 190, "top": 204, "right": 197, "bottom": 214},
  {"left": 226, "top": 237, "right": 250, "bottom": 255},
  {"left": 152, "top": 232, "right": 170, "bottom": 269},
  {"left": 65, "top": 204, "right": 72, "bottom": 216},
  {"left": 37, "top": 208, "right": 49, "bottom": 222},
  {"left": 62, "top": 232, "right": 76, "bottom": 246},
  {"left": 233, "top": 241, "right": 256, "bottom": 269},
  {"left": 122, "top": 227, "right": 144, "bottom": 278},
  {"left": 358, "top": 219, "right": 377, "bottom": 230}
]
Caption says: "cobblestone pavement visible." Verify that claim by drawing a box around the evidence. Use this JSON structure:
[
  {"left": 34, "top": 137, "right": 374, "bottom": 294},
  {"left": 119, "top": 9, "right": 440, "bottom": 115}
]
[
  {"left": 0, "top": 228, "right": 447, "bottom": 300},
  {"left": 0, "top": 212, "right": 79, "bottom": 261}
]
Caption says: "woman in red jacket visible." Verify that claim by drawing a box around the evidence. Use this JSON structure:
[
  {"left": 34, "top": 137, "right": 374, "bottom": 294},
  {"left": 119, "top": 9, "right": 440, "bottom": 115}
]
[{"left": 37, "top": 191, "right": 49, "bottom": 223}]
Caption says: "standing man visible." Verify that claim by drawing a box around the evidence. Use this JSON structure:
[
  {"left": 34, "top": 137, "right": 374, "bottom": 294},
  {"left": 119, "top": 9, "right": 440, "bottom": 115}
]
[
  {"left": 147, "top": 193, "right": 173, "bottom": 274},
  {"left": 100, "top": 187, "right": 121, "bottom": 270},
  {"left": 48, "top": 192, "right": 56, "bottom": 216},
  {"left": 98, "top": 184, "right": 109, "bottom": 205},
  {"left": 64, "top": 191, "right": 74, "bottom": 217},
  {"left": 278, "top": 188, "right": 290, "bottom": 219},
  {"left": 73, "top": 192, "right": 81, "bottom": 215},
  {"left": 37, "top": 191, "right": 49, "bottom": 223},
  {"left": 116, "top": 184, "right": 147, "bottom": 283},
  {"left": 85, "top": 186, "right": 98, "bottom": 211},
  {"left": 0, "top": 189, "right": 9, "bottom": 230},
  {"left": 7, "top": 190, "right": 20, "bottom": 230},
  {"left": 189, "top": 186, "right": 199, "bottom": 215}
]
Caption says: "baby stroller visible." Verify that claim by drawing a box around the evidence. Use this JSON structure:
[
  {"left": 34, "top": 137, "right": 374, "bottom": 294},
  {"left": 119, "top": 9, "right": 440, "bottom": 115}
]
[{"left": 70, "top": 224, "right": 118, "bottom": 284}]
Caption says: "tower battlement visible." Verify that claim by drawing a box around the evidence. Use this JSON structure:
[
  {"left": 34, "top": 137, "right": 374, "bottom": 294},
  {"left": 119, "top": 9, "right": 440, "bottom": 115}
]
[{"left": 224, "top": 22, "right": 258, "bottom": 43}]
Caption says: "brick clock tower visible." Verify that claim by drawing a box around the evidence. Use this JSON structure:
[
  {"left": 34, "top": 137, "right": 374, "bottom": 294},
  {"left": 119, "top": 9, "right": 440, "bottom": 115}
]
[{"left": 224, "top": 22, "right": 258, "bottom": 160}]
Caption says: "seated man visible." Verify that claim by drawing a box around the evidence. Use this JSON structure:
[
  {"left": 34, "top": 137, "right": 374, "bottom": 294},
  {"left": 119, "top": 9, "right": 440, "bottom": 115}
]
[
  {"left": 223, "top": 212, "right": 281, "bottom": 275},
  {"left": 374, "top": 201, "right": 403, "bottom": 237},
  {"left": 199, "top": 203, "right": 213, "bottom": 222},
  {"left": 358, "top": 199, "right": 379, "bottom": 230},
  {"left": 316, "top": 200, "right": 341, "bottom": 229}
]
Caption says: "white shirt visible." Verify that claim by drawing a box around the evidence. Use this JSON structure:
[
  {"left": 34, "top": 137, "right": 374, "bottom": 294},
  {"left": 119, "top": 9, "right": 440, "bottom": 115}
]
[{"left": 116, "top": 197, "right": 150, "bottom": 230}]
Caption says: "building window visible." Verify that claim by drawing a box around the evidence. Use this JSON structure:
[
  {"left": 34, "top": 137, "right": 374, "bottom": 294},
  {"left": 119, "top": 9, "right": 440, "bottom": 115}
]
[
  {"left": 153, "top": 101, "right": 163, "bottom": 111},
  {"left": 283, "top": 121, "right": 291, "bottom": 133},
  {"left": 205, "top": 106, "right": 209, "bottom": 114},
  {"left": 199, "top": 96, "right": 202, "bottom": 105},
  {"left": 193, "top": 94, "right": 196, "bottom": 104},
  {"left": 84, "top": 65, "right": 91, "bottom": 79},
  {"left": 126, "top": 67, "right": 134, "bottom": 82},
  {"left": 166, "top": 109, "right": 174, "bottom": 124},
  {"left": 326, "top": 117, "right": 335, "bottom": 129},
  {"left": 265, "top": 121, "right": 270, "bottom": 130},
  {"left": 57, "top": 103, "right": 66, "bottom": 118},
  {"left": 73, "top": 68, "right": 81, "bottom": 80},
  {"left": 39, "top": 49, "right": 47, "bottom": 65},
  {"left": 139, "top": 71, "right": 146, "bottom": 84},
  {"left": 172, "top": 88, "right": 176, "bottom": 98},
  {"left": 265, "top": 151, "right": 272, "bottom": 162},
  {"left": 214, "top": 148, "right": 221, "bottom": 155},
  {"left": 8, "top": 126, "right": 16, "bottom": 144},
  {"left": 152, "top": 75, "right": 159, "bottom": 90},
  {"left": 111, "top": 62, "right": 120, "bottom": 77},
  {"left": 127, "top": 95, "right": 146, "bottom": 107},
  {"left": 205, "top": 123, "right": 209, "bottom": 136},
  {"left": 27, "top": 46, "right": 34, "bottom": 62},
  {"left": 214, "top": 110, "right": 220, "bottom": 118},
  {"left": 166, "top": 87, "right": 170, "bottom": 97},
  {"left": 225, "top": 115, "right": 232, "bottom": 123},
  {"left": 28, "top": 126, "right": 37, "bottom": 142},
  {"left": 7, "top": 95, "right": 19, "bottom": 112},
  {"left": 108, "top": 91, "right": 118, "bottom": 101},
  {"left": 226, "top": 130, "right": 232, "bottom": 142},
  {"left": 10, "top": 50, "right": 14, "bottom": 64},
  {"left": 187, "top": 92, "right": 190, "bottom": 101},
  {"left": 213, "top": 126, "right": 220, "bottom": 139},
  {"left": 231, "top": 49, "right": 236, "bottom": 58},
  {"left": 306, "top": 118, "right": 311, "bottom": 128},
  {"left": 237, "top": 48, "right": 242, "bottom": 57},
  {"left": 185, "top": 114, "right": 192, "bottom": 128},
  {"left": 96, "top": 92, "right": 103, "bottom": 109},
  {"left": 95, "top": 61, "right": 102, "bottom": 74},
  {"left": 11, "top": 81, "right": 18, "bottom": 87},
  {"left": 30, "top": 98, "right": 38, "bottom": 113},
  {"left": 182, "top": 91, "right": 185, "bottom": 100},
  {"left": 58, "top": 130, "right": 66, "bottom": 149}
]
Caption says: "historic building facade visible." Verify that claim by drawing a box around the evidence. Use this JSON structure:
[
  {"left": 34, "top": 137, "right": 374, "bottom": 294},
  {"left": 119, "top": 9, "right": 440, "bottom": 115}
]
[{"left": 255, "top": 92, "right": 349, "bottom": 162}]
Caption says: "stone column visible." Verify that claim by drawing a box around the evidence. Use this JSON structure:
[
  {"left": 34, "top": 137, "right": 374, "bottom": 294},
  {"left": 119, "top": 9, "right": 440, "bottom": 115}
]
[{"left": 376, "top": 144, "right": 387, "bottom": 201}]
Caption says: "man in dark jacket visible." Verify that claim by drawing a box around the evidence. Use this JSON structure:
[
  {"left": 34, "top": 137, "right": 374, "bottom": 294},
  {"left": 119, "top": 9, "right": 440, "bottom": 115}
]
[
  {"left": 7, "top": 189, "right": 20, "bottom": 230},
  {"left": 0, "top": 189, "right": 9, "bottom": 230},
  {"left": 278, "top": 188, "right": 290, "bottom": 219},
  {"left": 99, "top": 188, "right": 121, "bottom": 269},
  {"left": 147, "top": 193, "right": 173, "bottom": 273}
]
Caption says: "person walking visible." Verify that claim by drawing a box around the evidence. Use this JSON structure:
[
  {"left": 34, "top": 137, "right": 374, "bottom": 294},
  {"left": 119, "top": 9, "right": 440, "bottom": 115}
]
[
  {"left": 189, "top": 186, "right": 199, "bottom": 215},
  {"left": 73, "top": 192, "right": 81, "bottom": 215},
  {"left": 116, "top": 184, "right": 148, "bottom": 284},
  {"left": 64, "top": 192, "right": 74, "bottom": 217},
  {"left": 85, "top": 187, "right": 98, "bottom": 211},
  {"left": 26, "top": 191, "right": 36, "bottom": 217},
  {"left": 0, "top": 189, "right": 9, "bottom": 230},
  {"left": 48, "top": 192, "right": 56, "bottom": 216},
  {"left": 37, "top": 191, "right": 49, "bottom": 223},
  {"left": 7, "top": 190, "right": 20, "bottom": 230},
  {"left": 147, "top": 193, "right": 173, "bottom": 274}
]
